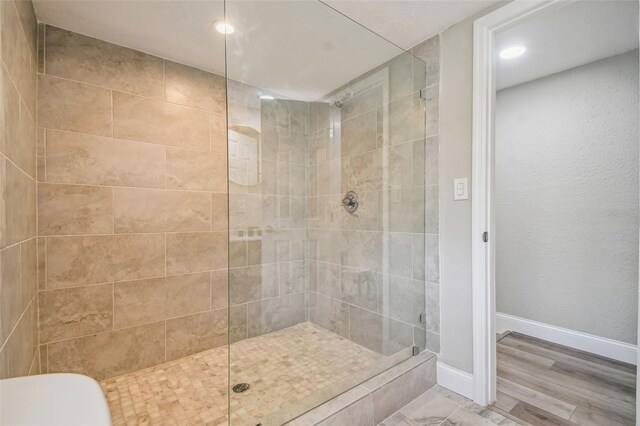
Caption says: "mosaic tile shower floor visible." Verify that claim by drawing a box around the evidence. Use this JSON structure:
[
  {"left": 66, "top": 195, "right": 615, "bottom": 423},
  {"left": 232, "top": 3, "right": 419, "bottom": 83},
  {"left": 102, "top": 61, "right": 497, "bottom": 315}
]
[{"left": 100, "top": 322, "right": 383, "bottom": 425}]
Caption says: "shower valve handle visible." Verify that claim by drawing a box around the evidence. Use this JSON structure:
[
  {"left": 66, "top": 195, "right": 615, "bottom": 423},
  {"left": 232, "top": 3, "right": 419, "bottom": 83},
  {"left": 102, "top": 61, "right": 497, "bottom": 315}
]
[{"left": 342, "top": 191, "right": 359, "bottom": 213}]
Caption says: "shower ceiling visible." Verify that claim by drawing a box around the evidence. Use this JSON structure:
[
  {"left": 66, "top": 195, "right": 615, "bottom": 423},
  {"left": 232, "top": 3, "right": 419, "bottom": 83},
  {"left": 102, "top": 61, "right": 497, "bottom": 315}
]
[{"left": 33, "top": 0, "right": 497, "bottom": 100}]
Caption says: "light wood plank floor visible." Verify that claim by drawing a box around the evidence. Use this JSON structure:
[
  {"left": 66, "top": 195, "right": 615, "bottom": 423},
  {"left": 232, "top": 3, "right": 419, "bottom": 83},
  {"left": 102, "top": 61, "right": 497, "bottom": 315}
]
[{"left": 492, "top": 332, "right": 636, "bottom": 426}]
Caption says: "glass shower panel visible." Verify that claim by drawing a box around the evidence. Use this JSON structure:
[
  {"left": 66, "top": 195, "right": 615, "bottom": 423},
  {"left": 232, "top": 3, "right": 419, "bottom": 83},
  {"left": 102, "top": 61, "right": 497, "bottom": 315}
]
[{"left": 224, "top": 1, "right": 427, "bottom": 424}]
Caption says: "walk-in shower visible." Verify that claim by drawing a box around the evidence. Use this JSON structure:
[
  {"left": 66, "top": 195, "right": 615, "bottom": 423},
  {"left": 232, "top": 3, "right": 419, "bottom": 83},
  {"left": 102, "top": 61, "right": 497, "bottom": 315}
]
[
  {"left": 28, "top": 0, "right": 430, "bottom": 424},
  {"left": 225, "top": 1, "right": 428, "bottom": 423}
]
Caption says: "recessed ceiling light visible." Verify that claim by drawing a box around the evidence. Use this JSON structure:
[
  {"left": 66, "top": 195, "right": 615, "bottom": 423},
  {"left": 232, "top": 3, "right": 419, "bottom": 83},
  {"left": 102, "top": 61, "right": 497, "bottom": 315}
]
[
  {"left": 215, "top": 21, "right": 235, "bottom": 34},
  {"left": 499, "top": 45, "right": 526, "bottom": 59},
  {"left": 259, "top": 95, "right": 275, "bottom": 100}
]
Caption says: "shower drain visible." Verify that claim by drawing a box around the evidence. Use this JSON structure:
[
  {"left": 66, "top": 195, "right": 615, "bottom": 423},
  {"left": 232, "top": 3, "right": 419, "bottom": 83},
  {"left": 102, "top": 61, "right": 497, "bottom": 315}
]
[{"left": 232, "top": 383, "right": 251, "bottom": 393}]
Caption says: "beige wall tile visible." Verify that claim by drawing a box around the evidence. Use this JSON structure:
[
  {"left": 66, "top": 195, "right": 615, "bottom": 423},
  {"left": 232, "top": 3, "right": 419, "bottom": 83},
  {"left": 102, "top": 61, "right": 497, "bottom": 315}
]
[
  {"left": 165, "top": 61, "right": 226, "bottom": 115},
  {"left": 166, "top": 232, "right": 227, "bottom": 275},
  {"left": 166, "top": 148, "right": 226, "bottom": 192},
  {"left": 0, "top": 0, "right": 36, "bottom": 117},
  {"left": 36, "top": 128, "right": 45, "bottom": 181},
  {"left": 247, "top": 292, "right": 305, "bottom": 337},
  {"left": 37, "top": 75, "right": 112, "bottom": 136},
  {"left": 45, "top": 26, "right": 164, "bottom": 99},
  {"left": 39, "top": 283, "right": 113, "bottom": 343},
  {"left": 114, "top": 188, "right": 211, "bottom": 233},
  {"left": 211, "top": 269, "right": 228, "bottom": 309},
  {"left": 14, "top": 0, "right": 37, "bottom": 62},
  {"left": 165, "top": 309, "right": 227, "bottom": 361},
  {"left": 2, "top": 158, "right": 36, "bottom": 247},
  {"left": 37, "top": 237, "right": 45, "bottom": 289},
  {"left": 47, "top": 321, "right": 165, "bottom": 380},
  {"left": 341, "top": 109, "right": 377, "bottom": 157},
  {"left": 20, "top": 238, "right": 36, "bottom": 310},
  {"left": 46, "top": 130, "right": 165, "bottom": 188},
  {"left": 113, "top": 272, "right": 210, "bottom": 328},
  {"left": 0, "top": 302, "right": 37, "bottom": 379},
  {"left": 0, "top": 64, "right": 36, "bottom": 178},
  {"left": 0, "top": 244, "right": 22, "bottom": 346},
  {"left": 211, "top": 113, "right": 227, "bottom": 154},
  {"left": 38, "top": 183, "right": 113, "bottom": 235},
  {"left": 211, "top": 193, "right": 228, "bottom": 232},
  {"left": 46, "top": 234, "right": 165, "bottom": 288},
  {"left": 113, "top": 91, "right": 209, "bottom": 151}
]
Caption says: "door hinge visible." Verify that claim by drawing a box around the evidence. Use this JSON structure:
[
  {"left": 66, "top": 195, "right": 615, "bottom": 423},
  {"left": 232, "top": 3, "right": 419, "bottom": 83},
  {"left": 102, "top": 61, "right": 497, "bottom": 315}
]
[
  {"left": 419, "top": 312, "right": 427, "bottom": 324},
  {"left": 419, "top": 88, "right": 427, "bottom": 100},
  {"left": 482, "top": 231, "right": 489, "bottom": 243}
]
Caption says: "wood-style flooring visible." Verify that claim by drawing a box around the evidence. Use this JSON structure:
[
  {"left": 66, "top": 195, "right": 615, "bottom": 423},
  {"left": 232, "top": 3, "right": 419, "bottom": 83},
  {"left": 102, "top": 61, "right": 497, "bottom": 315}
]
[{"left": 492, "top": 332, "right": 637, "bottom": 426}]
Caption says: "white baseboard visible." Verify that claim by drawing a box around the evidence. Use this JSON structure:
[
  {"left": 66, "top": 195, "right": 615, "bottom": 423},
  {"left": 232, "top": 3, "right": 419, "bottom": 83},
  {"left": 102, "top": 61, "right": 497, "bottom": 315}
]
[
  {"left": 436, "top": 361, "right": 474, "bottom": 400},
  {"left": 496, "top": 312, "right": 637, "bottom": 364}
]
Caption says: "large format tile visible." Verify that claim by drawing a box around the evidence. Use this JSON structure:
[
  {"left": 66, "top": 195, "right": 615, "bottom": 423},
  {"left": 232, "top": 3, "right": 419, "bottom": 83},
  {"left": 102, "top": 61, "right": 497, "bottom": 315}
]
[
  {"left": 247, "top": 292, "right": 305, "bottom": 337},
  {"left": 37, "top": 74, "right": 112, "bottom": 136},
  {"left": 229, "top": 264, "right": 278, "bottom": 305},
  {"left": 112, "top": 91, "right": 210, "bottom": 151},
  {"left": 46, "top": 234, "right": 165, "bottom": 288},
  {"left": 44, "top": 26, "right": 164, "bottom": 99},
  {"left": 166, "top": 148, "right": 226, "bottom": 192},
  {"left": 341, "top": 109, "right": 377, "bottom": 157},
  {"left": 379, "top": 275, "right": 425, "bottom": 327},
  {"left": 19, "top": 238, "right": 37, "bottom": 310},
  {"left": 47, "top": 321, "right": 165, "bottom": 380},
  {"left": 308, "top": 291, "right": 350, "bottom": 338},
  {"left": 45, "top": 130, "right": 165, "bottom": 188},
  {"left": 38, "top": 183, "right": 113, "bottom": 235},
  {"left": 0, "top": 64, "right": 36, "bottom": 178},
  {"left": 114, "top": 187, "right": 211, "bottom": 233},
  {"left": 0, "top": 302, "right": 37, "bottom": 379},
  {"left": 0, "top": 0, "right": 36, "bottom": 116},
  {"left": 166, "top": 231, "right": 227, "bottom": 275},
  {"left": 113, "top": 272, "right": 210, "bottom": 328},
  {"left": 349, "top": 305, "right": 413, "bottom": 355},
  {"left": 371, "top": 357, "right": 436, "bottom": 424},
  {"left": 39, "top": 283, "right": 113, "bottom": 343},
  {"left": 0, "top": 244, "right": 22, "bottom": 346},
  {"left": 164, "top": 61, "right": 226, "bottom": 114},
  {"left": 1, "top": 158, "right": 36, "bottom": 247},
  {"left": 166, "top": 309, "right": 227, "bottom": 361}
]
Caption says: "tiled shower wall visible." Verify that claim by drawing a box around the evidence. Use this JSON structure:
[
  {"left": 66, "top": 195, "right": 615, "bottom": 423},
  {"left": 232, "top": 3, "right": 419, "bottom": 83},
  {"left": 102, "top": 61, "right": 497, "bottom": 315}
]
[
  {"left": 36, "top": 26, "right": 229, "bottom": 380},
  {"left": 0, "top": 0, "right": 39, "bottom": 379},
  {"left": 226, "top": 85, "right": 309, "bottom": 342},
  {"left": 306, "top": 51, "right": 431, "bottom": 355}
]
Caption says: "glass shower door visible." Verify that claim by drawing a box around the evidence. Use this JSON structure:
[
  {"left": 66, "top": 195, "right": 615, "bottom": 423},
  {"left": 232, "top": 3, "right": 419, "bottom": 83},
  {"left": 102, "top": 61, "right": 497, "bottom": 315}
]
[{"left": 224, "top": 1, "right": 427, "bottom": 423}]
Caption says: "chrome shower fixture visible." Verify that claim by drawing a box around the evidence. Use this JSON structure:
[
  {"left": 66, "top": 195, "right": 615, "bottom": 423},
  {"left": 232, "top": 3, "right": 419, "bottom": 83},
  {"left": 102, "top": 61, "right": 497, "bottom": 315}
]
[{"left": 332, "top": 91, "right": 353, "bottom": 108}]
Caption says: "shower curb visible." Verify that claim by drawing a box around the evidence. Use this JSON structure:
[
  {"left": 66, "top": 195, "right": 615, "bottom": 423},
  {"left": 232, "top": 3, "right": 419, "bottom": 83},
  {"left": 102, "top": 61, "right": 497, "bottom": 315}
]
[{"left": 283, "top": 351, "right": 437, "bottom": 426}]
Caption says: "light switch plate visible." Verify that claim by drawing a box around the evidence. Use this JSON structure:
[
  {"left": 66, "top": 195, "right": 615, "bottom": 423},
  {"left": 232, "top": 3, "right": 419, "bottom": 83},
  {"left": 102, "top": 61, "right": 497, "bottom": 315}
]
[{"left": 453, "top": 178, "right": 468, "bottom": 201}]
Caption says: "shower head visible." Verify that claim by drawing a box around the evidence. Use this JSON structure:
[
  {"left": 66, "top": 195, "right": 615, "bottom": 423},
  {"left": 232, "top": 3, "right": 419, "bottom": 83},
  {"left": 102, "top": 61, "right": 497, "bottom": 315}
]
[{"left": 332, "top": 91, "right": 353, "bottom": 108}]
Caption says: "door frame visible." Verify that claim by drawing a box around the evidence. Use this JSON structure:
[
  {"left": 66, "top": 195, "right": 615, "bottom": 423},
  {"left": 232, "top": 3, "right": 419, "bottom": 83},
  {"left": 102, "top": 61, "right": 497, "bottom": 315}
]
[{"left": 470, "top": 0, "right": 580, "bottom": 406}]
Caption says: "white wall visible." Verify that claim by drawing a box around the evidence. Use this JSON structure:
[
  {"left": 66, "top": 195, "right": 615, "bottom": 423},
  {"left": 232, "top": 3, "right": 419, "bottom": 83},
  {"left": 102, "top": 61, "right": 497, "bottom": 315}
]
[{"left": 495, "top": 50, "right": 639, "bottom": 345}]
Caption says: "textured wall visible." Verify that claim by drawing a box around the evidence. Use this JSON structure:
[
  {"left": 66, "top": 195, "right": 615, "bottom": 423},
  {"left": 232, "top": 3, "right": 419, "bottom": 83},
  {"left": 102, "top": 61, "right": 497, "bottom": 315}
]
[
  {"left": 306, "top": 48, "right": 435, "bottom": 355},
  {"left": 37, "top": 26, "right": 228, "bottom": 380},
  {"left": 0, "top": 0, "right": 39, "bottom": 379},
  {"left": 496, "top": 50, "right": 639, "bottom": 344}
]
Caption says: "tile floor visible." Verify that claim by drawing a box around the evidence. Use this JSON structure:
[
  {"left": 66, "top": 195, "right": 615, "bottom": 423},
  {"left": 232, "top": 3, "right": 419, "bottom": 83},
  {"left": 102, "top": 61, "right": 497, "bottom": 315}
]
[
  {"left": 379, "top": 385, "right": 522, "bottom": 426},
  {"left": 100, "top": 322, "right": 384, "bottom": 425}
]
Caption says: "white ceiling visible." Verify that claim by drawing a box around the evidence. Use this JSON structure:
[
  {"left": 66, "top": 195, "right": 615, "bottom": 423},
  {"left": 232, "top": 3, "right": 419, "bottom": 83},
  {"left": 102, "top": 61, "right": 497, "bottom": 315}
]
[
  {"left": 33, "top": 0, "right": 498, "bottom": 100},
  {"left": 496, "top": 0, "right": 639, "bottom": 90}
]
